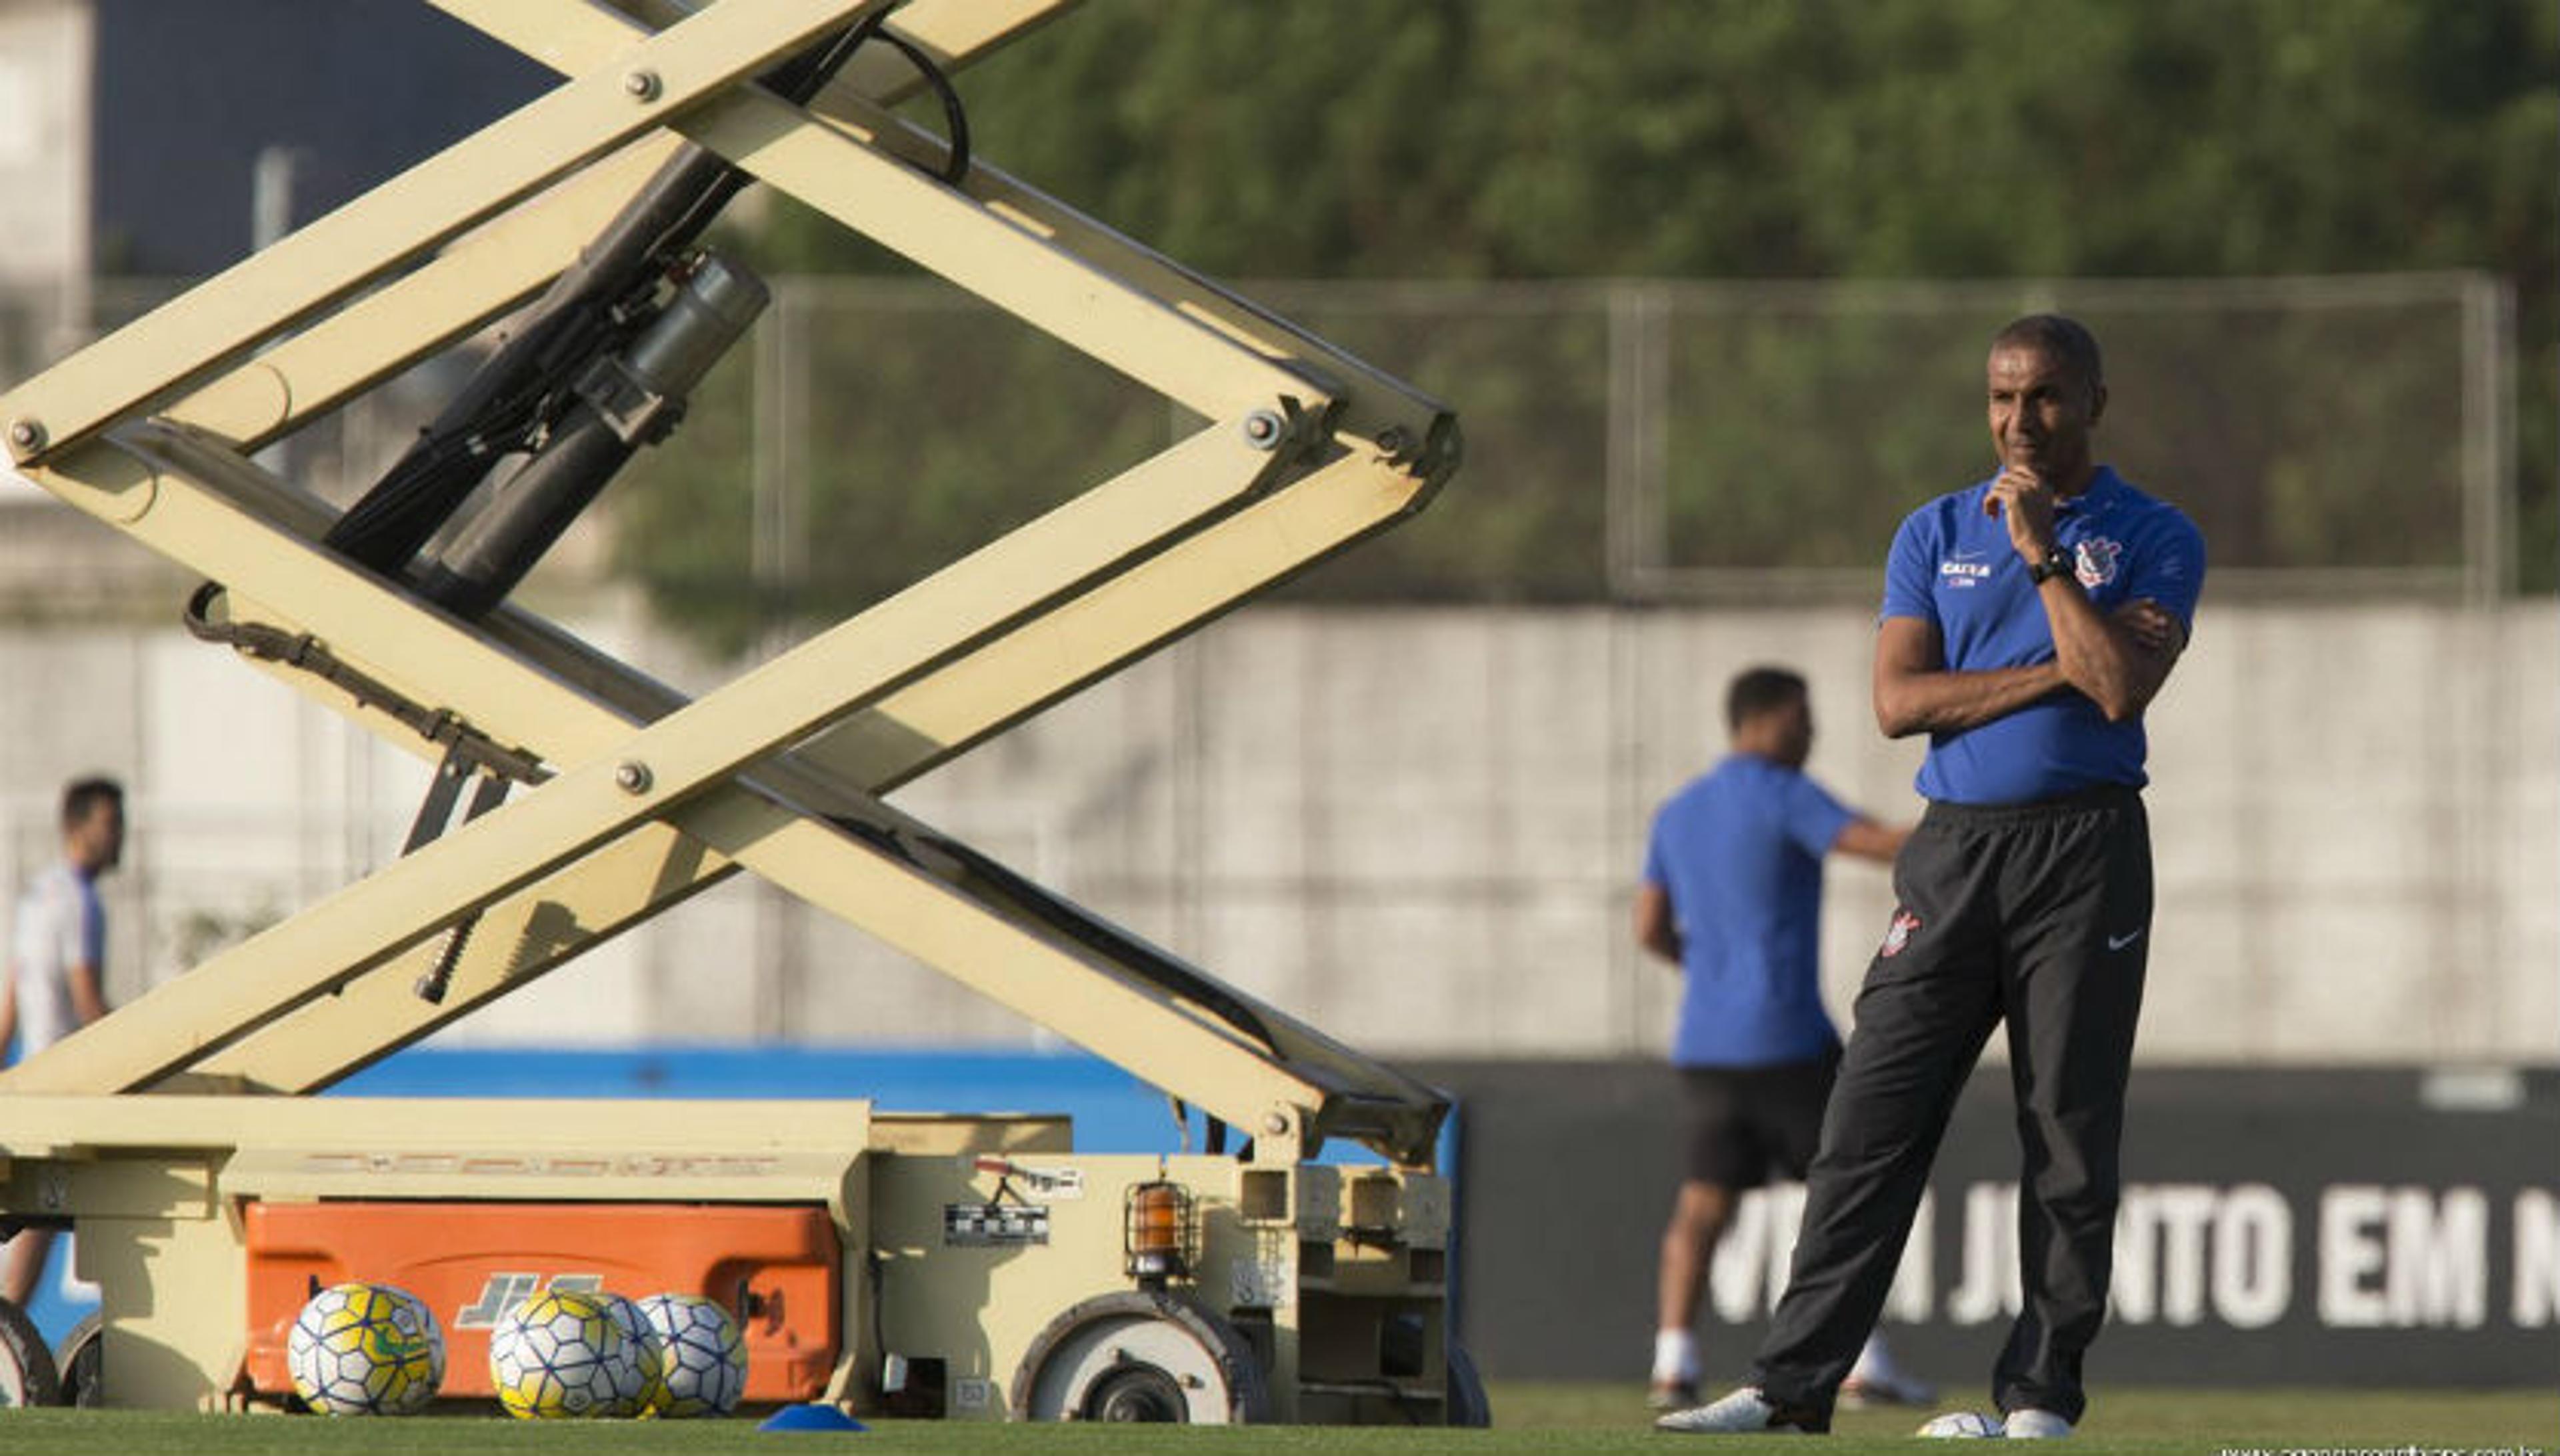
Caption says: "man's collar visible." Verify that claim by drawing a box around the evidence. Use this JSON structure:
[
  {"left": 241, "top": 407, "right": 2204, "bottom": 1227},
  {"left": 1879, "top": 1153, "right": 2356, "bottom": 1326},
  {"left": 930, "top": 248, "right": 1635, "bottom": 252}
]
[{"left": 2057, "top": 465, "right": 2122, "bottom": 514}]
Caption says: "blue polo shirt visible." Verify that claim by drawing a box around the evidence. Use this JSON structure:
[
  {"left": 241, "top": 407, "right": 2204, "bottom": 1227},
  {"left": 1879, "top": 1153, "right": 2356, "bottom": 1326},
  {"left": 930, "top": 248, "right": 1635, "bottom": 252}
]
[
  {"left": 1881, "top": 465, "right": 2205, "bottom": 806},
  {"left": 1644, "top": 755, "right": 1853, "bottom": 1067}
]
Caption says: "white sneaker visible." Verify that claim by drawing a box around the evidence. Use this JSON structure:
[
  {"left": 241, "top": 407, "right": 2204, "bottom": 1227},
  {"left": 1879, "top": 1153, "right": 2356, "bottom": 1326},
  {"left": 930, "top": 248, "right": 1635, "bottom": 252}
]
[
  {"left": 1843, "top": 1333, "right": 1935, "bottom": 1407},
  {"left": 1653, "top": 1387, "right": 1828, "bottom": 1434},
  {"left": 1841, "top": 1368, "right": 1938, "bottom": 1408},
  {"left": 1915, "top": 1411, "right": 2003, "bottom": 1438},
  {"left": 2002, "top": 1408, "right": 2074, "bottom": 1439}
]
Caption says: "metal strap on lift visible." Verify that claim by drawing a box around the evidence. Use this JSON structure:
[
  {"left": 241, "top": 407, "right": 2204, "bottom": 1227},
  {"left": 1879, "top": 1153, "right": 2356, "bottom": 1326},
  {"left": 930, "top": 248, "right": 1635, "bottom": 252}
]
[
  {"left": 181, "top": 582, "right": 539, "bottom": 1004},
  {"left": 181, "top": 581, "right": 547, "bottom": 789},
  {"left": 183, "top": 578, "right": 543, "bottom": 997}
]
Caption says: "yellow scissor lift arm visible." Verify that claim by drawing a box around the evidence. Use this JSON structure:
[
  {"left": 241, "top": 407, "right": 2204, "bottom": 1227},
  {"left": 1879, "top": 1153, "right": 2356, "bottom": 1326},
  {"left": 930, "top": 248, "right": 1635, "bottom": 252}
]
[{"left": 0, "top": 0, "right": 1468, "bottom": 1421}]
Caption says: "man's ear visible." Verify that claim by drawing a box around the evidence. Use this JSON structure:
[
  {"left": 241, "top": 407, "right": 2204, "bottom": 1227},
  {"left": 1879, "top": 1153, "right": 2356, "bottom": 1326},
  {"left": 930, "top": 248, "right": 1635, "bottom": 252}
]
[{"left": 2089, "top": 381, "right": 2109, "bottom": 424}]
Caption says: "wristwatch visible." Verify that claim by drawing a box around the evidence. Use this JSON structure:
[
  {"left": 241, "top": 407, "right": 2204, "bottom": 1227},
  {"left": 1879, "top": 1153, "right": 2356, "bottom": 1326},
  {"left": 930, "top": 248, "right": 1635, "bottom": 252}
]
[{"left": 2027, "top": 547, "right": 2075, "bottom": 585}]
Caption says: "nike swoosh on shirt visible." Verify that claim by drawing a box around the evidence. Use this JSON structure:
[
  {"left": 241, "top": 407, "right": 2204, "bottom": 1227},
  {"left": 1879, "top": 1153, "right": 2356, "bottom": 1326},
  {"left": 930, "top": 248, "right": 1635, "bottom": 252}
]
[{"left": 2106, "top": 930, "right": 2145, "bottom": 951}]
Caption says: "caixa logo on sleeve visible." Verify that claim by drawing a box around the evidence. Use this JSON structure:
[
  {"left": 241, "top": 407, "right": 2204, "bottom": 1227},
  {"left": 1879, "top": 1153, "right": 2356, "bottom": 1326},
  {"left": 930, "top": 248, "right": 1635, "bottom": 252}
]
[{"left": 453, "top": 1271, "right": 604, "bottom": 1329}]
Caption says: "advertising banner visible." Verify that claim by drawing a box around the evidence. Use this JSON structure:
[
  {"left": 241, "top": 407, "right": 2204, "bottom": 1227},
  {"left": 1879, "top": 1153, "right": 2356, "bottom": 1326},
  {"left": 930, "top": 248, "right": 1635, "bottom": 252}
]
[{"left": 1415, "top": 1062, "right": 2560, "bottom": 1387}]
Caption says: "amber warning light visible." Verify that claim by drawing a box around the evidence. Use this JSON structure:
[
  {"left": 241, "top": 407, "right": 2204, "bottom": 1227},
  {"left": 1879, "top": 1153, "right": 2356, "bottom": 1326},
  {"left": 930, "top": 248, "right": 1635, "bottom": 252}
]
[{"left": 1123, "top": 1180, "right": 1194, "bottom": 1287}]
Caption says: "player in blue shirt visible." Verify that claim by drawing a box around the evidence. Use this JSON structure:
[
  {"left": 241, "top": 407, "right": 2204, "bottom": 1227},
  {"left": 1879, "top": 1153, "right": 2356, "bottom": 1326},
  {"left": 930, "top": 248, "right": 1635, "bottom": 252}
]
[
  {"left": 1662, "top": 316, "right": 2202, "bottom": 1439},
  {"left": 1637, "top": 667, "right": 1920, "bottom": 1411}
]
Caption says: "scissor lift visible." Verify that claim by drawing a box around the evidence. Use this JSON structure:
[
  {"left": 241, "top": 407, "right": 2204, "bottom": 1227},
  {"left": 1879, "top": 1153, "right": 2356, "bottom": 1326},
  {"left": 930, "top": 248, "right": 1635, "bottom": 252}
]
[{"left": 0, "top": 0, "right": 1470, "bottom": 1422}]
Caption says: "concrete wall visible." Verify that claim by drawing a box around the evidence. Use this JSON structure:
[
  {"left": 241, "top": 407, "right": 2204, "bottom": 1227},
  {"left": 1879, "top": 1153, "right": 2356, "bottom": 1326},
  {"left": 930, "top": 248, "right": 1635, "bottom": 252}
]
[
  {"left": 1, "top": 598, "right": 2551, "bottom": 1066},
  {"left": 0, "top": 0, "right": 91, "bottom": 369}
]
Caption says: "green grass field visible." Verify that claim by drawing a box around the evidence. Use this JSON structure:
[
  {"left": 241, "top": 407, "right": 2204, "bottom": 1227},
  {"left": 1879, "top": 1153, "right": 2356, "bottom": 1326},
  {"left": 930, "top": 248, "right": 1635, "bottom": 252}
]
[{"left": 0, "top": 1385, "right": 2549, "bottom": 1455}]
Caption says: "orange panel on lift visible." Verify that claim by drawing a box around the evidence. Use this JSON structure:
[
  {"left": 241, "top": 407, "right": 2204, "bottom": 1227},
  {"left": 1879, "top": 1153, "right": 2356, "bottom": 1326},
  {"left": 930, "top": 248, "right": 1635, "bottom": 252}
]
[{"left": 242, "top": 1201, "right": 839, "bottom": 1403}]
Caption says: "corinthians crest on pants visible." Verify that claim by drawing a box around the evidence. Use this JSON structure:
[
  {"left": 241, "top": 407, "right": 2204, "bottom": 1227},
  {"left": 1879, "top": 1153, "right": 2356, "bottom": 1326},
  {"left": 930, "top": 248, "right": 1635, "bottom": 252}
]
[{"left": 1881, "top": 909, "right": 1921, "bottom": 957}]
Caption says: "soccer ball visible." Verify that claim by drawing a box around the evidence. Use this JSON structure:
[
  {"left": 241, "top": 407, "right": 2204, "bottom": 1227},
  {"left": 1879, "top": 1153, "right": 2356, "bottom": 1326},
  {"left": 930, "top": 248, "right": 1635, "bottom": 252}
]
[
  {"left": 1917, "top": 1409, "right": 2005, "bottom": 1438},
  {"left": 637, "top": 1293, "right": 749, "bottom": 1417},
  {"left": 287, "top": 1281, "right": 445, "bottom": 1416},
  {"left": 595, "top": 1292, "right": 667, "bottom": 1418},
  {"left": 488, "top": 1288, "right": 648, "bottom": 1419}
]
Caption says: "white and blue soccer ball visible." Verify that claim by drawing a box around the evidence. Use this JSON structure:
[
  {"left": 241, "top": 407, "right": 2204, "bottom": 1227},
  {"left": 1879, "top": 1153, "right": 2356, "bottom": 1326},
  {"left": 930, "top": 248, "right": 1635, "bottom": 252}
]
[
  {"left": 287, "top": 1281, "right": 445, "bottom": 1416},
  {"left": 488, "top": 1288, "right": 647, "bottom": 1419},
  {"left": 594, "top": 1291, "right": 667, "bottom": 1418},
  {"left": 1917, "top": 1409, "right": 2005, "bottom": 1438},
  {"left": 637, "top": 1292, "right": 749, "bottom": 1417}
]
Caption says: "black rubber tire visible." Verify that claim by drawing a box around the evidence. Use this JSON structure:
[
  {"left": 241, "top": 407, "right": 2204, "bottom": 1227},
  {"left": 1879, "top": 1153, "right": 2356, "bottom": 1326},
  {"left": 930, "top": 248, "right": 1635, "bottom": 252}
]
[
  {"left": 54, "top": 1312, "right": 102, "bottom": 1407},
  {"left": 0, "top": 1297, "right": 63, "bottom": 1409},
  {"left": 1447, "top": 1342, "right": 1492, "bottom": 1428},
  {"left": 1009, "top": 1290, "right": 1270, "bottom": 1423}
]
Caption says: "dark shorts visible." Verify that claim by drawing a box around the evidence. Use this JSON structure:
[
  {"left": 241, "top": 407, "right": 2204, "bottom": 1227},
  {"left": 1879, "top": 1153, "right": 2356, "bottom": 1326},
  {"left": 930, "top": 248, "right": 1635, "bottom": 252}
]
[{"left": 1677, "top": 1049, "right": 1841, "bottom": 1189}]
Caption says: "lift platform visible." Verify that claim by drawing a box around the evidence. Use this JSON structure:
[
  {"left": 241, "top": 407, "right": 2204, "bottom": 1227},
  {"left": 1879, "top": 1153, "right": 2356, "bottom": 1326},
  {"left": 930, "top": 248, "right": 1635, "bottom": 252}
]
[{"left": 0, "top": 0, "right": 1467, "bottom": 1422}]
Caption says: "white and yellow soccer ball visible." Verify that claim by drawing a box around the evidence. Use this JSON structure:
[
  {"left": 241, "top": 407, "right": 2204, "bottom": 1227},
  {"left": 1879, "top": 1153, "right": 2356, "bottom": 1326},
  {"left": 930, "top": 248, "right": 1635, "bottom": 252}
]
[
  {"left": 637, "top": 1293, "right": 749, "bottom": 1417},
  {"left": 593, "top": 1292, "right": 667, "bottom": 1418},
  {"left": 287, "top": 1281, "right": 445, "bottom": 1416},
  {"left": 488, "top": 1288, "right": 648, "bottom": 1419}
]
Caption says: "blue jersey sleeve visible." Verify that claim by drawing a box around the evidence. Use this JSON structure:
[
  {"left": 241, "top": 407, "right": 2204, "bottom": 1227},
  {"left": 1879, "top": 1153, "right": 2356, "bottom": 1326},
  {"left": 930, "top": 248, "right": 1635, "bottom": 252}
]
[
  {"left": 1641, "top": 811, "right": 1669, "bottom": 889},
  {"left": 2123, "top": 505, "right": 2207, "bottom": 633},
  {"left": 1780, "top": 775, "right": 1857, "bottom": 859},
  {"left": 1879, "top": 506, "right": 1939, "bottom": 625}
]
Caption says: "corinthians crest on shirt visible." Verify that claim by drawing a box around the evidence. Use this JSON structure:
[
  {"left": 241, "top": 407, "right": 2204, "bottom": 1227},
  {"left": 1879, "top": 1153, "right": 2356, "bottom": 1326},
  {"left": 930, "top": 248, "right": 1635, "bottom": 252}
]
[
  {"left": 1880, "top": 909, "right": 1921, "bottom": 957},
  {"left": 2073, "top": 535, "right": 2124, "bottom": 589}
]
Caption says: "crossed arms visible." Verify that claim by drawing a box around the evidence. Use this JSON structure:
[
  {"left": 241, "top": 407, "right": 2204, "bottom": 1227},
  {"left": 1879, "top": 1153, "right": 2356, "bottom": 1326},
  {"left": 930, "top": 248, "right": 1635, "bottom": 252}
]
[{"left": 1873, "top": 593, "right": 2184, "bottom": 739}]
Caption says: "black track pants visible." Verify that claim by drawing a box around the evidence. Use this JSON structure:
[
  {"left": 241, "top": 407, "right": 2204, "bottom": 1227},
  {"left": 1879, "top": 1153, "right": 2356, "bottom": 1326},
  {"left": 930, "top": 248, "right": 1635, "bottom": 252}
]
[{"left": 1750, "top": 785, "right": 2152, "bottom": 1426}]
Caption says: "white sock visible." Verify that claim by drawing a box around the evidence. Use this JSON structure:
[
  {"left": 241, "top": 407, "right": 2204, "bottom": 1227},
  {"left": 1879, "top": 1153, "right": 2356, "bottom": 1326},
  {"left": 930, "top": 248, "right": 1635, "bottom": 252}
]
[{"left": 1652, "top": 1328, "right": 1699, "bottom": 1384}]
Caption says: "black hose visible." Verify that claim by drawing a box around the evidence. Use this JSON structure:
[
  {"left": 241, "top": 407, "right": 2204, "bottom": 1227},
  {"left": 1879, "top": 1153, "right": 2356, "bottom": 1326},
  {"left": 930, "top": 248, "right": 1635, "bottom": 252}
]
[
  {"left": 865, "top": 29, "right": 972, "bottom": 185},
  {"left": 320, "top": 17, "right": 893, "bottom": 577}
]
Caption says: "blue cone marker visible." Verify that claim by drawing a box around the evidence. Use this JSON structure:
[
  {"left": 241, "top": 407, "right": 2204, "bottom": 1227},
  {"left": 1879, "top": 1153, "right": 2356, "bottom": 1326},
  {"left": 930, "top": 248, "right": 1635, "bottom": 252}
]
[{"left": 757, "top": 1403, "right": 868, "bottom": 1433}]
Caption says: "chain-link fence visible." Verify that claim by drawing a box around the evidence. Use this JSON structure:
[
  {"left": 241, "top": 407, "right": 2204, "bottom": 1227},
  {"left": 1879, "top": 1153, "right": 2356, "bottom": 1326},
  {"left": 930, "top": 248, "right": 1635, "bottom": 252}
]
[
  {"left": 27, "top": 270, "right": 2515, "bottom": 621},
  {"left": 583, "top": 271, "right": 2516, "bottom": 657}
]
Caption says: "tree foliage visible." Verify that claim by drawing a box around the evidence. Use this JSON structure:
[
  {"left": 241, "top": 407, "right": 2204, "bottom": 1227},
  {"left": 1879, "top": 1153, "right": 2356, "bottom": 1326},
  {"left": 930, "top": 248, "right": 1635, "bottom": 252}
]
[
  {"left": 764, "top": 0, "right": 2553, "bottom": 285},
  {"left": 621, "top": 0, "right": 2554, "bottom": 644}
]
